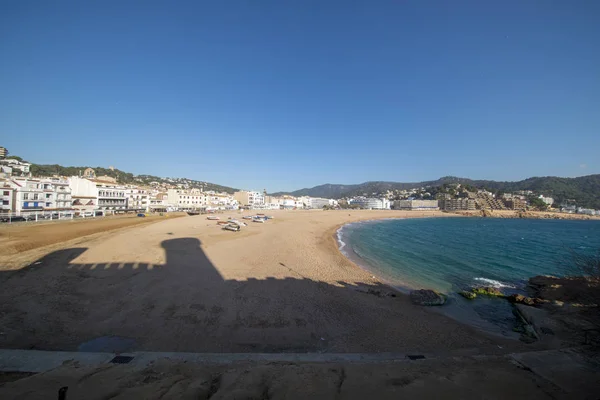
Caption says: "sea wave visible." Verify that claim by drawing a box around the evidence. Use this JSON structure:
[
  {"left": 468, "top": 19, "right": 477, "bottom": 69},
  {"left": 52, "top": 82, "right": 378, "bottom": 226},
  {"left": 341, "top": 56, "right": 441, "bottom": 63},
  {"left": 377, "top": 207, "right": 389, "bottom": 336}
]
[
  {"left": 473, "top": 277, "right": 516, "bottom": 289},
  {"left": 336, "top": 227, "right": 346, "bottom": 251}
]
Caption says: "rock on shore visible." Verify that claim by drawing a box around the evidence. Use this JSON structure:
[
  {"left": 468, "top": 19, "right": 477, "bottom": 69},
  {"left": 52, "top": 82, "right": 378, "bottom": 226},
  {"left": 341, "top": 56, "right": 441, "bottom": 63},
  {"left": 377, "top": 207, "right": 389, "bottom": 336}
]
[{"left": 410, "top": 289, "right": 446, "bottom": 306}]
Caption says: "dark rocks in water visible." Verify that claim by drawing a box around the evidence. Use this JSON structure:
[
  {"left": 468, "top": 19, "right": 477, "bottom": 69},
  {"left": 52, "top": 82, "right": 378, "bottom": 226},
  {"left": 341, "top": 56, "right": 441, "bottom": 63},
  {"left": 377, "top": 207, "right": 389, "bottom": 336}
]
[
  {"left": 508, "top": 294, "right": 541, "bottom": 306},
  {"left": 459, "top": 290, "right": 477, "bottom": 300},
  {"left": 410, "top": 289, "right": 446, "bottom": 306},
  {"left": 471, "top": 287, "right": 504, "bottom": 297}
]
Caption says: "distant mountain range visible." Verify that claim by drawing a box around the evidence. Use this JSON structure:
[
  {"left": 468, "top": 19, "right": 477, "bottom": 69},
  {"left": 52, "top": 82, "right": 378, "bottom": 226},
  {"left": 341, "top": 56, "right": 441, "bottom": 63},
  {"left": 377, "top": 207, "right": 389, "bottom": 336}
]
[
  {"left": 9, "top": 154, "right": 600, "bottom": 209},
  {"left": 272, "top": 175, "right": 600, "bottom": 209}
]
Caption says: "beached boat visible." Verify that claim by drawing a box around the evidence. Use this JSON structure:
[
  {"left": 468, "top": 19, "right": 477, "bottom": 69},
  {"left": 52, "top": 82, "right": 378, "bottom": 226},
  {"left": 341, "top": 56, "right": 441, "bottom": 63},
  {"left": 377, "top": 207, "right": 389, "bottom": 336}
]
[
  {"left": 242, "top": 216, "right": 254, "bottom": 220},
  {"left": 252, "top": 218, "right": 265, "bottom": 223},
  {"left": 207, "top": 216, "right": 220, "bottom": 220},
  {"left": 223, "top": 223, "right": 240, "bottom": 232},
  {"left": 187, "top": 211, "right": 200, "bottom": 216}
]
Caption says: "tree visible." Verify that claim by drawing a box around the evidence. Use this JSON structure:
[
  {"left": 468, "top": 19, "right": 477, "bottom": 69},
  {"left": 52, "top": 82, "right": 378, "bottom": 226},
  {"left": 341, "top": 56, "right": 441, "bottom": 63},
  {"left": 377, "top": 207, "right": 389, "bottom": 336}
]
[{"left": 527, "top": 196, "right": 548, "bottom": 211}]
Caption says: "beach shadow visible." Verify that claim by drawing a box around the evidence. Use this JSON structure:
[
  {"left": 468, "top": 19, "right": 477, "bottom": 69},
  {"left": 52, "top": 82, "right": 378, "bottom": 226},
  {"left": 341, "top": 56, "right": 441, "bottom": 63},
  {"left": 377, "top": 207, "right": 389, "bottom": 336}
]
[{"left": 0, "top": 238, "right": 492, "bottom": 354}]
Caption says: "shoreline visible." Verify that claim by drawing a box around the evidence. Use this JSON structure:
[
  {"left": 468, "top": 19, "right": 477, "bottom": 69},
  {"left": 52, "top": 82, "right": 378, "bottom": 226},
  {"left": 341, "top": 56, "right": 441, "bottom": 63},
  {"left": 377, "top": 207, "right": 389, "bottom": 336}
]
[
  {"left": 0, "top": 209, "right": 532, "bottom": 354},
  {"left": 330, "top": 212, "right": 600, "bottom": 339},
  {"left": 331, "top": 209, "right": 600, "bottom": 294}
]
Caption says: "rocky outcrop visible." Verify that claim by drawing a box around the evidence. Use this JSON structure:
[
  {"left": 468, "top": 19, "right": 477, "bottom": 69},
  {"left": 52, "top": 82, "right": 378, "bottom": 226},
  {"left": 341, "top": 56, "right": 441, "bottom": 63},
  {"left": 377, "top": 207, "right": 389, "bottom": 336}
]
[
  {"left": 410, "top": 289, "right": 446, "bottom": 306},
  {"left": 508, "top": 294, "right": 541, "bottom": 306},
  {"left": 459, "top": 290, "right": 477, "bottom": 300},
  {"left": 471, "top": 287, "right": 504, "bottom": 297},
  {"left": 528, "top": 275, "right": 599, "bottom": 305}
]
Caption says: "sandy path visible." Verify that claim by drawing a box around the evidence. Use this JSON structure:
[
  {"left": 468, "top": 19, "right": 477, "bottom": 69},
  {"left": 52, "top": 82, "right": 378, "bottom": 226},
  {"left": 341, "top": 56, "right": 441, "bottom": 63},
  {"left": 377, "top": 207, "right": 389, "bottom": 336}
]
[{"left": 0, "top": 210, "right": 522, "bottom": 353}]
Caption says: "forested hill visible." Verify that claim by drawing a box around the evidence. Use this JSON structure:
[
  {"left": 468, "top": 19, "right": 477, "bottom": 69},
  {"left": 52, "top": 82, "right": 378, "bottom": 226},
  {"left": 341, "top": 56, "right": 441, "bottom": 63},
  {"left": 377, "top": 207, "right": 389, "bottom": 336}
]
[
  {"left": 272, "top": 175, "right": 600, "bottom": 209},
  {"left": 28, "top": 163, "right": 238, "bottom": 194}
]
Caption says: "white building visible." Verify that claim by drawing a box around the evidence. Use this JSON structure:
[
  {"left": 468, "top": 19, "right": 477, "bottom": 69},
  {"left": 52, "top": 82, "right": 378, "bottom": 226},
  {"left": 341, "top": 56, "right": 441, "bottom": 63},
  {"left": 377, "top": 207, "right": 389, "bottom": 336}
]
[
  {"left": 299, "top": 196, "right": 331, "bottom": 209},
  {"left": 577, "top": 208, "right": 598, "bottom": 215},
  {"left": 233, "top": 191, "right": 265, "bottom": 208},
  {"left": 126, "top": 187, "right": 150, "bottom": 211},
  {"left": 205, "top": 191, "right": 238, "bottom": 210},
  {"left": 69, "top": 176, "right": 99, "bottom": 213},
  {"left": 0, "top": 158, "right": 31, "bottom": 176},
  {"left": 167, "top": 188, "right": 206, "bottom": 209},
  {"left": 93, "top": 179, "right": 128, "bottom": 211},
  {"left": 40, "top": 177, "right": 72, "bottom": 210},
  {"left": 9, "top": 178, "right": 45, "bottom": 214},
  {"left": 539, "top": 195, "right": 554, "bottom": 206},
  {"left": 0, "top": 182, "right": 16, "bottom": 214},
  {"left": 349, "top": 197, "right": 391, "bottom": 210},
  {"left": 313, "top": 198, "right": 332, "bottom": 209},
  {"left": 393, "top": 199, "right": 439, "bottom": 210}
]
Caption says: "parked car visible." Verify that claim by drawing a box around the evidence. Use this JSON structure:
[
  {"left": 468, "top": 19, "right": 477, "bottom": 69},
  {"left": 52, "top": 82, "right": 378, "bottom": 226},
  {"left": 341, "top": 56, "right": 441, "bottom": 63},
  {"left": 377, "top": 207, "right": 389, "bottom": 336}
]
[{"left": 1, "top": 216, "right": 25, "bottom": 222}]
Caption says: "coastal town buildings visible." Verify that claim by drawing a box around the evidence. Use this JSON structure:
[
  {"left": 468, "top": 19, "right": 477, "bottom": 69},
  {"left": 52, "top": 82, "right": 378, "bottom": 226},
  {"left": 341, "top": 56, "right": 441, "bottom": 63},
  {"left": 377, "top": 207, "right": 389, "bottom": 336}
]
[
  {"left": 0, "top": 183, "right": 15, "bottom": 214},
  {"left": 539, "top": 195, "right": 554, "bottom": 206},
  {"left": 233, "top": 190, "right": 265, "bottom": 208},
  {"left": 167, "top": 188, "right": 206, "bottom": 209},
  {"left": 69, "top": 177, "right": 98, "bottom": 214},
  {"left": 70, "top": 176, "right": 130, "bottom": 213},
  {"left": 504, "top": 198, "right": 527, "bottom": 210},
  {"left": 0, "top": 158, "right": 31, "bottom": 177},
  {"left": 1, "top": 177, "right": 72, "bottom": 214},
  {"left": 126, "top": 187, "right": 150, "bottom": 211},
  {"left": 94, "top": 179, "right": 128, "bottom": 211},
  {"left": 393, "top": 199, "right": 439, "bottom": 210},
  {"left": 0, "top": 147, "right": 7, "bottom": 158},
  {"left": 307, "top": 197, "right": 333, "bottom": 209},
  {"left": 439, "top": 198, "right": 476, "bottom": 211},
  {"left": 205, "top": 191, "right": 238, "bottom": 209},
  {"left": 349, "top": 197, "right": 391, "bottom": 210}
]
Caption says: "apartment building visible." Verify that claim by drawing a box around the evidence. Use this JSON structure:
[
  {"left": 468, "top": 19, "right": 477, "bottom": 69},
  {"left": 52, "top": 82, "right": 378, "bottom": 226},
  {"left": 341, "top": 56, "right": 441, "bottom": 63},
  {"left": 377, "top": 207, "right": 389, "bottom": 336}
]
[
  {"left": 439, "top": 198, "right": 476, "bottom": 211},
  {"left": 94, "top": 179, "right": 128, "bottom": 210},
  {"left": 504, "top": 198, "right": 527, "bottom": 210},
  {"left": 205, "top": 191, "right": 238, "bottom": 209},
  {"left": 69, "top": 176, "right": 98, "bottom": 213},
  {"left": 302, "top": 197, "right": 332, "bottom": 209},
  {"left": 167, "top": 188, "right": 206, "bottom": 209},
  {"left": 393, "top": 199, "right": 439, "bottom": 210},
  {"left": 539, "top": 195, "right": 554, "bottom": 206},
  {"left": 349, "top": 197, "right": 391, "bottom": 210},
  {"left": 9, "top": 178, "right": 45, "bottom": 213},
  {"left": 233, "top": 191, "right": 265, "bottom": 208},
  {"left": 39, "top": 178, "right": 72, "bottom": 210},
  {"left": 126, "top": 187, "right": 150, "bottom": 211},
  {"left": 0, "top": 158, "right": 31, "bottom": 176},
  {"left": 6, "top": 177, "right": 72, "bottom": 213},
  {"left": 0, "top": 182, "right": 15, "bottom": 214}
]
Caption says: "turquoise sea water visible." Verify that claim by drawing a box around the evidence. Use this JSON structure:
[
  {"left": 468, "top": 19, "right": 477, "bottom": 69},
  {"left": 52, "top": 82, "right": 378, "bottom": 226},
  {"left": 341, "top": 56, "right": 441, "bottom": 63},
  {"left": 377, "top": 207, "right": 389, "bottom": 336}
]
[{"left": 338, "top": 217, "right": 600, "bottom": 336}]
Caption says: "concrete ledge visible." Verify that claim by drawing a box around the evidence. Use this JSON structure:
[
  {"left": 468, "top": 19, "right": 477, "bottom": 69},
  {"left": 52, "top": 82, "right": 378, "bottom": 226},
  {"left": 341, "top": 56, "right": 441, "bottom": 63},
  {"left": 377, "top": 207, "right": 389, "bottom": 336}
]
[
  {"left": 0, "top": 350, "right": 424, "bottom": 373},
  {"left": 0, "top": 350, "right": 115, "bottom": 373}
]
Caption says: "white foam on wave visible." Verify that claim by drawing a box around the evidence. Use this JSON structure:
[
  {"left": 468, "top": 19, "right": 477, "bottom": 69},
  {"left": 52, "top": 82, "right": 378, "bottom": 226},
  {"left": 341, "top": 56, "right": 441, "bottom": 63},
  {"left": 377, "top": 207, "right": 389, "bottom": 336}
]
[
  {"left": 336, "top": 227, "right": 346, "bottom": 251},
  {"left": 473, "top": 277, "right": 516, "bottom": 289}
]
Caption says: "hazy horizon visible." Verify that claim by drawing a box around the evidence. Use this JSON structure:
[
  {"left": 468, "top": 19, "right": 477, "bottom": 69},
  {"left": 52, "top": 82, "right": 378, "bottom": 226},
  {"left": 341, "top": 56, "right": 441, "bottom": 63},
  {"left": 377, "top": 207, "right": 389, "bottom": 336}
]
[{"left": 2, "top": 1, "right": 599, "bottom": 192}]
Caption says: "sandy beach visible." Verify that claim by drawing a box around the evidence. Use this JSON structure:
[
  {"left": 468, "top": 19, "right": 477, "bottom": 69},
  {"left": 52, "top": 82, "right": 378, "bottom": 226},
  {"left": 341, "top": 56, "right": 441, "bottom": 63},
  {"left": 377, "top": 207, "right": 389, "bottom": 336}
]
[{"left": 0, "top": 209, "right": 528, "bottom": 354}]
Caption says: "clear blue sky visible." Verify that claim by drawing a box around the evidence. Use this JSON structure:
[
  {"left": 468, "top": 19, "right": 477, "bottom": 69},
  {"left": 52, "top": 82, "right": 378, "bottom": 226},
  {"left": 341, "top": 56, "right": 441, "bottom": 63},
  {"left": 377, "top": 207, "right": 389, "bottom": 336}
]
[{"left": 1, "top": 1, "right": 599, "bottom": 192}]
